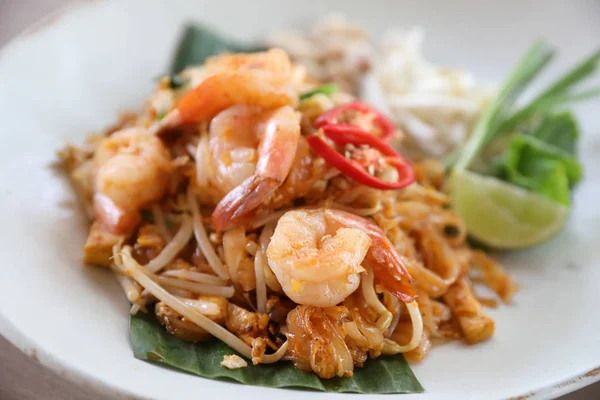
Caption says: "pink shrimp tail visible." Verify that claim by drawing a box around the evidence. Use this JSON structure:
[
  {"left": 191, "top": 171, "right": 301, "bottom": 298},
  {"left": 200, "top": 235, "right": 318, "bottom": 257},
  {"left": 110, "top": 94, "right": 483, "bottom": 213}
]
[
  {"left": 325, "top": 208, "right": 418, "bottom": 303},
  {"left": 93, "top": 193, "right": 140, "bottom": 235},
  {"left": 212, "top": 176, "right": 280, "bottom": 231}
]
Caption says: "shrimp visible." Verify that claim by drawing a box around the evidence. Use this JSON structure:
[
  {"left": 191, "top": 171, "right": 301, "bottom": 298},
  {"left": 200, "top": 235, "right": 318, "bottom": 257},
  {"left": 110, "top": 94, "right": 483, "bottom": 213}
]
[
  {"left": 266, "top": 209, "right": 418, "bottom": 307},
  {"left": 210, "top": 105, "right": 301, "bottom": 230},
  {"left": 155, "top": 49, "right": 297, "bottom": 134},
  {"left": 93, "top": 127, "right": 171, "bottom": 234}
]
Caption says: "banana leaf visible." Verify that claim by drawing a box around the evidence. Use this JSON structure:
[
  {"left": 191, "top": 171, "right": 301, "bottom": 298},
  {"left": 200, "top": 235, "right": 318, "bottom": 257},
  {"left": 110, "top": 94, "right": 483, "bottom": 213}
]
[{"left": 130, "top": 311, "right": 423, "bottom": 394}]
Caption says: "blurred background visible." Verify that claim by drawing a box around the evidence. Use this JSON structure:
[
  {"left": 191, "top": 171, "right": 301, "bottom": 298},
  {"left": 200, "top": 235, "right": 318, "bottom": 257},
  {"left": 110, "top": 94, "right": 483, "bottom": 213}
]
[{"left": 0, "top": 1, "right": 598, "bottom": 399}]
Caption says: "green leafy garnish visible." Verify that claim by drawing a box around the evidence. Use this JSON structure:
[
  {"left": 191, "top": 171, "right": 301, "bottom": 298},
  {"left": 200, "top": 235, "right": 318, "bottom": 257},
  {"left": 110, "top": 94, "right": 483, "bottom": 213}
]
[
  {"left": 528, "top": 112, "right": 578, "bottom": 155},
  {"left": 453, "top": 41, "right": 599, "bottom": 187},
  {"left": 497, "top": 50, "right": 600, "bottom": 135},
  {"left": 130, "top": 311, "right": 423, "bottom": 394},
  {"left": 453, "top": 41, "right": 556, "bottom": 171},
  {"left": 500, "top": 135, "right": 582, "bottom": 205},
  {"left": 300, "top": 83, "right": 340, "bottom": 101},
  {"left": 453, "top": 43, "right": 600, "bottom": 172},
  {"left": 170, "top": 24, "right": 265, "bottom": 74},
  {"left": 449, "top": 41, "right": 599, "bottom": 248}
]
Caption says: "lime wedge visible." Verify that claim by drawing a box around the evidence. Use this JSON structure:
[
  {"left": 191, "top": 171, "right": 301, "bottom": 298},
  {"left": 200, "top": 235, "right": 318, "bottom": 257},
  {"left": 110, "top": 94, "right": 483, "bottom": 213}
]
[{"left": 450, "top": 169, "right": 570, "bottom": 249}]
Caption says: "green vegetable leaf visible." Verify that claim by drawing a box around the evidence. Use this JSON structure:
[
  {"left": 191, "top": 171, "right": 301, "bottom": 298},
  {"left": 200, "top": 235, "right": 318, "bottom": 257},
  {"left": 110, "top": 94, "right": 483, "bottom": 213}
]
[
  {"left": 497, "top": 87, "right": 600, "bottom": 135},
  {"left": 497, "top": 49, "right": 600, "bottom": 136},
  {"left": 170, "top": 24, "right": 265, "bottom": 74},
  {"left": 300, "top": 83, "right": 340, "bottom": 101},
  {"left": 529, "top": 112, "right": 578, "bottom": 155},
  {"left": 501, "top": 135, "right": 582, "bottom": 205},
  {"left": 452, "top": 43, "right": 600, "bottom": 172},
  {"left": 499, "top": 49, "right": 600, "bottom": 134},
  {"left": 450, "top": 40, "right": 598, "bottom": 212},
  {"left": 453, "top": 41, "right": 556, "bottom": 171},
  {"left": 130, "top": 311, "right": 423, "bottom": 394},
  {"left": 533, "top": 49, "right": 600, "bottom": 101}
]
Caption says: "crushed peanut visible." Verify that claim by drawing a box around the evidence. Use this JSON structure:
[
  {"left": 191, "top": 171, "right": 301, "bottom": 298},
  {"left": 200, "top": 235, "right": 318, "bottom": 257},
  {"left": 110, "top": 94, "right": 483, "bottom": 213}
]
[{"left": 220, "top": 355, "right": 248, "bottom": 369}]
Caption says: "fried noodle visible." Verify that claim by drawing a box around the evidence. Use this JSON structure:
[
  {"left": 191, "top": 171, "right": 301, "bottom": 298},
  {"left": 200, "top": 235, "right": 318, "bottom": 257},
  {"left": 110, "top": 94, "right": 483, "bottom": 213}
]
[{"left": 60, "top": 45, "right": 517, "bottom": 378}]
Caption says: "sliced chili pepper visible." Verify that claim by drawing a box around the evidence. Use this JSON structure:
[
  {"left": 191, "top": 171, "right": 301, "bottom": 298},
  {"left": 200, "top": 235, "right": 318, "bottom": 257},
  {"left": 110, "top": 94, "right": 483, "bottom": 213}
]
[
  {"left": 307, "top": 127, "right": 415, "bottom": 190},
  {"left": 315, "top": 100, "right": 397, "bottom": 142}
]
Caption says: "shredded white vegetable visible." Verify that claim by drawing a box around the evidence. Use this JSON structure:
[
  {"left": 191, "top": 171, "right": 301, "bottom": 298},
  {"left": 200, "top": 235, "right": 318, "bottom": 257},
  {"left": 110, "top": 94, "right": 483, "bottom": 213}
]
[
  {"left": 166, "top": 287, "right": 193, "bottom": 298},
  {"left": 254, "top": 252, "right": 267, "bottom": 313},
  {"left": 387, "top": 93, "right": 479, "bottom": 114},
  {"left": 129, "top": 303, "right": 141, "bottom": 316},
  {"left": 267, "top": 15, "right": 373, "bottom": 94},
  {"left": 259, "top": 223, "right": 283, "bottom": 293},
  {"left": 186, "top": 143, "right": 197, "bottom": 159},
  {"left": 145, "top": 214, "right": 193, "bottom": 273},
  {"left": 222, "top": 227, "right": 246, "bottom": 286},
  {"left": 162, "top": 269, "right": 228, "bottom": 286},
  {"left": 152, "top": 204, "right": 172, "bottom": 241},
  {"left": 116, "top": 246, "right": 288, "bottom": 363},
  {"left": 157, "top": 276, "right": 235, "bottom": 298},
  {"left": 186, "top": 187, "right": 230, "bottom": 279},
  {"left": 373, "top": 27, "right": 495, "bottom": 157},
  {"left": 245, "top": 241, "right": 259, "bottom": 256},
  {"left": 195, "top": 135, "right": 210, "bottom": 187},
  {"left": 270, "top": 17, "right": 494, "bottom": 157},
  {"left": 179, "top": 297, "right": 221, "bottom": 316},
  {"left": 115, "top": 274, "right": 140, "bottom": 303}
]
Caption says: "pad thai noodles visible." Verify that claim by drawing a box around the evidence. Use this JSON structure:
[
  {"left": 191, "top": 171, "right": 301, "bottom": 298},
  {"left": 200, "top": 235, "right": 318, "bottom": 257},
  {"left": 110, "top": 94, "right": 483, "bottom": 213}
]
[{"left": 59, "top": 45, "right": 520, "bottom": 379}]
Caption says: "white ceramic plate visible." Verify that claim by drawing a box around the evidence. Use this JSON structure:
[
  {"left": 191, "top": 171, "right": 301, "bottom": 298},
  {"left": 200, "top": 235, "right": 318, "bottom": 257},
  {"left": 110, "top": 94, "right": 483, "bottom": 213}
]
[{"left": 1, "top": 0, "right": 599, "bottom": 399}]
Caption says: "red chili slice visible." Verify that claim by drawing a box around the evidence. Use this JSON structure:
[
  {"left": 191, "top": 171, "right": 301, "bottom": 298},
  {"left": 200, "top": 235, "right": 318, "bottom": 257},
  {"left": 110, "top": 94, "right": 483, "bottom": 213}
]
[
  {"left": 307, "top": 127, "right": 415, "bottom": 190},
  {"left": 315, "top": 100, "right": 397, "bottom": 142}
]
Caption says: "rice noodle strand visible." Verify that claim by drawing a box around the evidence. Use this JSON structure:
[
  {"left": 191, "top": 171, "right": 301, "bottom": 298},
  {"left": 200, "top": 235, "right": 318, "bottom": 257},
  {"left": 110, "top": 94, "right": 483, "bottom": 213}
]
[
  {"left": 384, "top": 301, "right": 423, "bottom": 353},
  {"left": 361, "top": 266, "right": 392, "bottom": 331}
]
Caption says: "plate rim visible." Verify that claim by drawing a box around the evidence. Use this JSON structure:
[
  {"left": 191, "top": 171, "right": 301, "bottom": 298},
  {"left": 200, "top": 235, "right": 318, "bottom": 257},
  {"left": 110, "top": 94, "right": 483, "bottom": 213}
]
[
  {"left": 0, "top": 1, "right": 147, "bottom": 399},
  {"left": 3, "top": 306, "right": 599, "bottom": 400},
  {"left": 0, "top": 1, "right": 598, "bottom": 399}
]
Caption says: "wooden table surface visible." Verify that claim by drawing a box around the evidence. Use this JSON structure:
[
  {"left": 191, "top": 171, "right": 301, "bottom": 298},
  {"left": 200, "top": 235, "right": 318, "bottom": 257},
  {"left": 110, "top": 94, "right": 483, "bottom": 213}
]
[{"left": 0, "top": 1, "right": 599, "bottom": 399}]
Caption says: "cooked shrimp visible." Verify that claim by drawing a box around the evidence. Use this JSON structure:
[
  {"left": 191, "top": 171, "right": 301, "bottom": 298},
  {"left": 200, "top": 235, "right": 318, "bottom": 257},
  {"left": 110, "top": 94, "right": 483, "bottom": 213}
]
[
  {"left": 155, "top": 49, "right": 297, "bottom": 134},
  {"left": 266, "top": 209, "right": 418, "bottom": 307},
  {"left": 210, "top": 105, "right": 301, "bottom": 230},
  {"left": 93, "top": 128, "right": 171, "bottom": 234},
  {"left": 263, "top": 136, "right": 332, "bottom": 210}
]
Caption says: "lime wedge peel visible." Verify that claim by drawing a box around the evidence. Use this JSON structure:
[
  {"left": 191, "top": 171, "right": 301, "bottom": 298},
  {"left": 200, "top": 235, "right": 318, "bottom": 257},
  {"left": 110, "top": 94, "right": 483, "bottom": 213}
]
[{"left": 450, "top": 170, "right": 570, "bottom": 249}]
